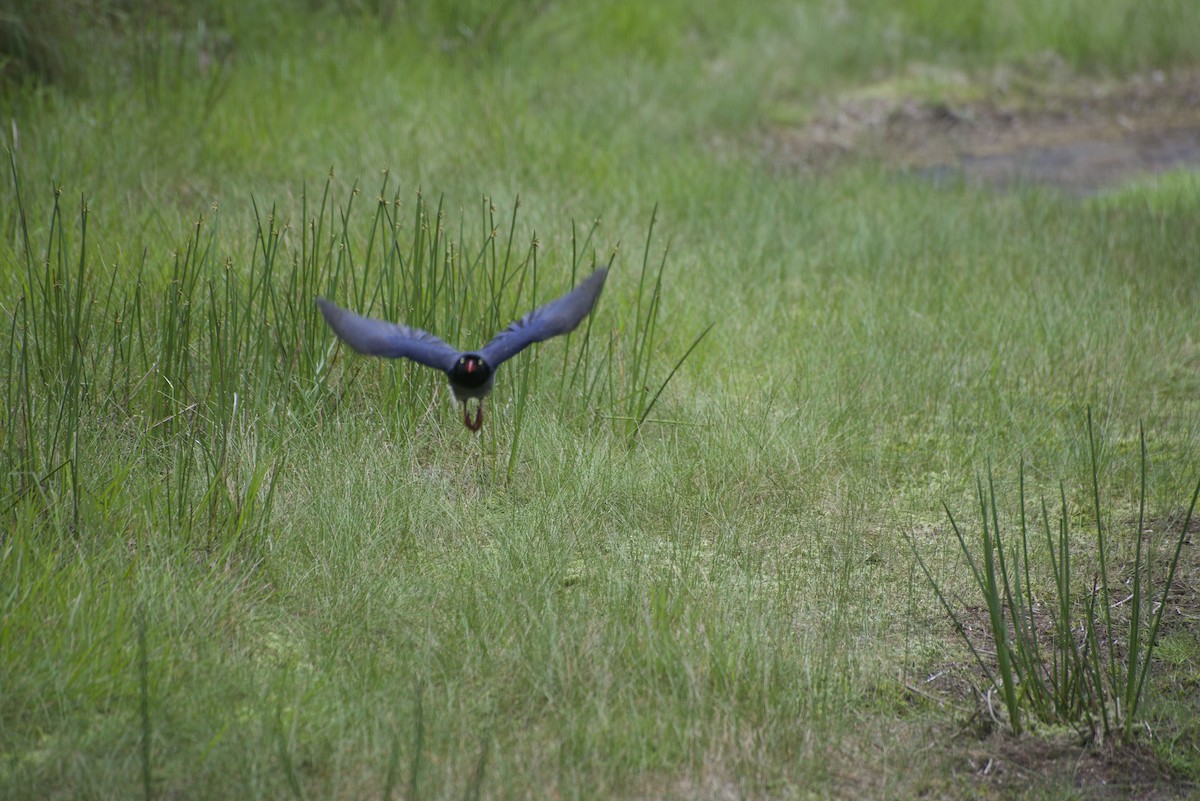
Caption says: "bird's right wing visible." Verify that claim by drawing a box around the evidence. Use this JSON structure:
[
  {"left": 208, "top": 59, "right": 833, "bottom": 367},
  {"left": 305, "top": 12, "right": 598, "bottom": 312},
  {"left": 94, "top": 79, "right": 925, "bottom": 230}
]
[{"left": 317, "top": 298, "right": 461, "bottom": 372}]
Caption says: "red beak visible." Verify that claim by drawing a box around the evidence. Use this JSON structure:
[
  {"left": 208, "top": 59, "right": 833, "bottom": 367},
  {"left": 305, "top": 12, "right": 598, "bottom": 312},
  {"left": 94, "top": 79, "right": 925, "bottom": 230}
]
[{"left": 466, "top": 361, "right": 475, "bottom": 374}]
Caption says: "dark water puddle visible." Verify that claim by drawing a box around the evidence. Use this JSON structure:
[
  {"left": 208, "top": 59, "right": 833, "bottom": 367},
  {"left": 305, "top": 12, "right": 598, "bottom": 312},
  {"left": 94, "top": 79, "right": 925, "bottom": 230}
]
[{"left": 914, "top": 125, "right": 1200, "bottom": 195}]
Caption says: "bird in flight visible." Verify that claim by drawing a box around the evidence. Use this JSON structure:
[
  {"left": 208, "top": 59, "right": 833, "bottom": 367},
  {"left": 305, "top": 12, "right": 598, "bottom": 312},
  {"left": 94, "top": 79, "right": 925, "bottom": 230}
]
[{"left": 317, "top": 267, "right": 608, "bottom": 431}]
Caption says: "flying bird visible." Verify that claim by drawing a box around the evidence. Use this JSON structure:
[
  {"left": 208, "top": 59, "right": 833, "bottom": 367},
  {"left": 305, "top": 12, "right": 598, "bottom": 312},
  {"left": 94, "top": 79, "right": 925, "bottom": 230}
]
[{"left": 317, "top": 267, "right": 608, "bottom": 431}]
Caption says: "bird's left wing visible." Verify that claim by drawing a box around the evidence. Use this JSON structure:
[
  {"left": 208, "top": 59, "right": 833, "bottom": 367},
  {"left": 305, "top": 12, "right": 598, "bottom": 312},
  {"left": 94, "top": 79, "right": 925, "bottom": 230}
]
[
  {"left": 480, "top": 267, "right": 608, "bottom": 368},
  {"left": 317, "top": 298, "right": 461, "bottom": 372}
]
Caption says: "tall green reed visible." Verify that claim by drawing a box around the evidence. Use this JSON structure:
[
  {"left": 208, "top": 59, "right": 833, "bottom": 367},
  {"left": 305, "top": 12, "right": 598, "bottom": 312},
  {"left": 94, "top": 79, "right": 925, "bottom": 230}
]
[
  {"left": 2, "top": 164, "right": 704, "bottom": 542},
  {"left": 911, "top": 410, "right": 1199, "bottom": 741},
  {"left": 614, "top": 206, "right": 712, "bottom": 444},
  {"left": 4, "top": 153, "right": 92, "bottom": 530}
]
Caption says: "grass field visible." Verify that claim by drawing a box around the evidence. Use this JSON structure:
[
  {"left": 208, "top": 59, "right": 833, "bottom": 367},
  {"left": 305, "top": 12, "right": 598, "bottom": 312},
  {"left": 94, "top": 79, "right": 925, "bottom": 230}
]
[{"left": 3, "top": 1, "right": 1200, "bottom": 798}]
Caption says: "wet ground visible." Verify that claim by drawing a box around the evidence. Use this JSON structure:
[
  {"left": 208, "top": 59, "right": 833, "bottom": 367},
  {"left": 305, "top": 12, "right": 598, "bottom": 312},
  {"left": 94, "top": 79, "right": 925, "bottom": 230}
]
[
  {"left": 915, "top": 124, "right": 1200, "bottom": 194},
  {"left": 769, "top": 68, "right": 1200, "bottom": 194}
]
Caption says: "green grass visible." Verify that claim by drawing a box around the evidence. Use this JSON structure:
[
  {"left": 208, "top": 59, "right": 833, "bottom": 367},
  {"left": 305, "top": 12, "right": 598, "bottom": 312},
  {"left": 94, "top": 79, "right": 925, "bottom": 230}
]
[{"left": 3, "top": 1, "right": 1200, "bottom": 798}]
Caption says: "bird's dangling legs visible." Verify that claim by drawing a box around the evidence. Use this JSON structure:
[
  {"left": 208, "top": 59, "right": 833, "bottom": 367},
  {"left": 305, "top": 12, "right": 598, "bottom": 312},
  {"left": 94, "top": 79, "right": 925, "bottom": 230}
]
[{"left": 462, "top": 401, "right": 484, "bottom": 432}]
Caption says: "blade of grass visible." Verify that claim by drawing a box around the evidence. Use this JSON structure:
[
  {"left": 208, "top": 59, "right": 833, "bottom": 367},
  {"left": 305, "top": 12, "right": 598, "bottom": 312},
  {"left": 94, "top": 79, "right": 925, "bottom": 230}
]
[{"left": 634, "top": 322, "right": 714, "bottom": 433}]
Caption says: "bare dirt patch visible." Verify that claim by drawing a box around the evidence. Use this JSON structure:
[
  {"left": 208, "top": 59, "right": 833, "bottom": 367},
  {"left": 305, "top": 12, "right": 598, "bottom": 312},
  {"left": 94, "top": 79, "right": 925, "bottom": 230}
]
[
  {"left": 819, "top": 712, "right": 1195, "bottom": 801},
  {"left": 768, "top": 68, "right": 1200, "bottom": 194},
  {"left": 964, "top": 731, "right": 1190, "bottom": 800}
]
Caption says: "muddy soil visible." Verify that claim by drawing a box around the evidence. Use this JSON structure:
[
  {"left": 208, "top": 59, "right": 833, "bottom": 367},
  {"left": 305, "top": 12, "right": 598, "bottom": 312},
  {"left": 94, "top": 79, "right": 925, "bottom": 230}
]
[{"left": 768, "top": 68, "right": 1200, "bottom": 194}]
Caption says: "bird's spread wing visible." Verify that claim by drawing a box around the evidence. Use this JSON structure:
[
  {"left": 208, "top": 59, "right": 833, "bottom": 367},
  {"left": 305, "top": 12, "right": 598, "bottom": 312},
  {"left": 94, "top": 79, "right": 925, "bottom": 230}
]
[
  {"left": 317, "top": 298, "right": 461, "bottom": 372},
  {"left": 480, "top": 267, "right": 608, "bottom": 368}
]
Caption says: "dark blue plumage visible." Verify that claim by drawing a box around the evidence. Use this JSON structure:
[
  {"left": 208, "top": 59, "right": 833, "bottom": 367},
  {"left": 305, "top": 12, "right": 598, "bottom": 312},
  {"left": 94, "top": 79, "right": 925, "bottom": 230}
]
[{"left": 317, "top": 267, "right": 607, "bottom": 431}]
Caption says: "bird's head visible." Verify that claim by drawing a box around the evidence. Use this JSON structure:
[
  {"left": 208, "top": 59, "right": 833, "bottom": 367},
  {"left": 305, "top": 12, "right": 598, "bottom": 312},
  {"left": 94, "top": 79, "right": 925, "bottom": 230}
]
[{"left": 451, "top": 354, "right": 492, "bottom": 389}]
